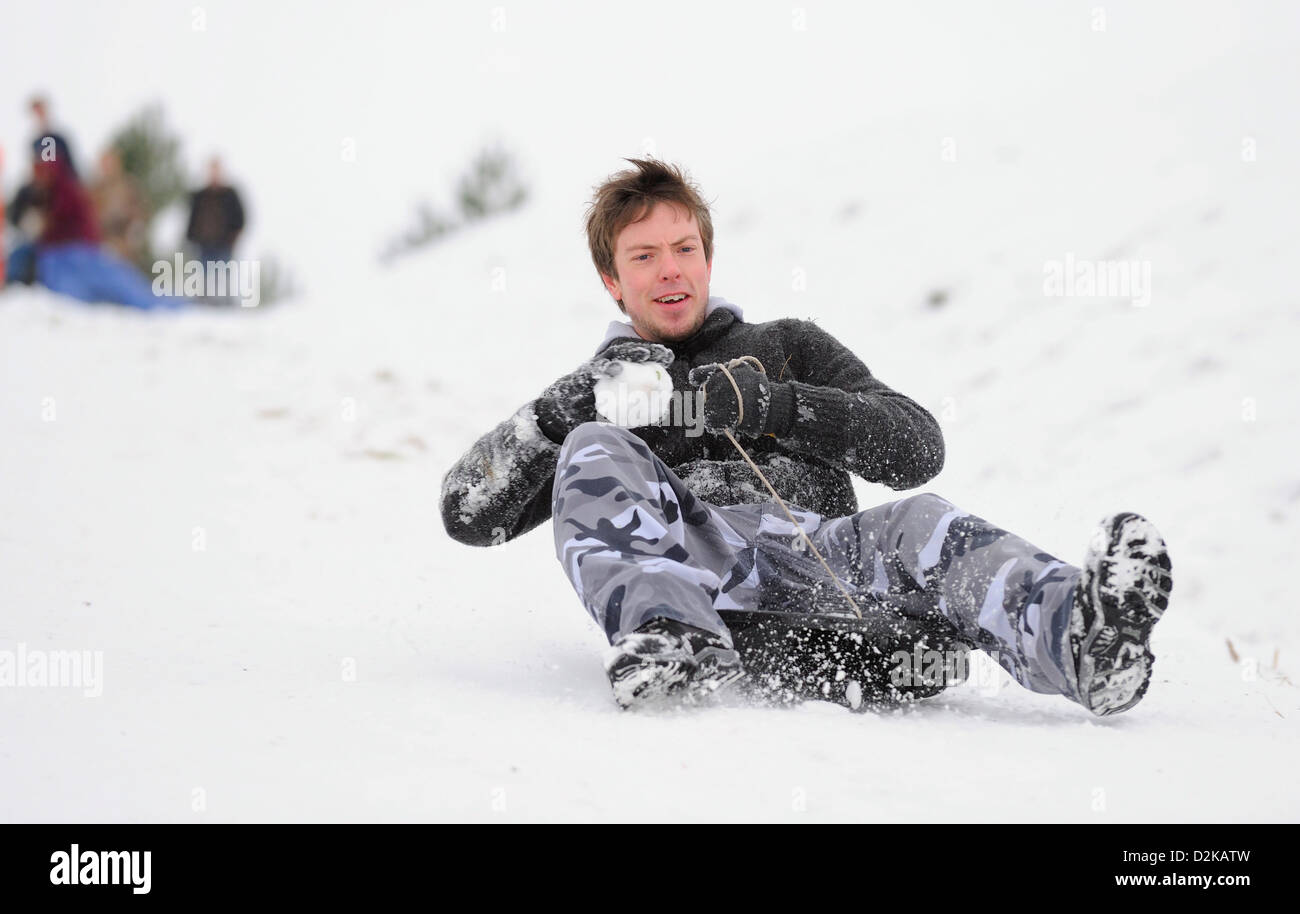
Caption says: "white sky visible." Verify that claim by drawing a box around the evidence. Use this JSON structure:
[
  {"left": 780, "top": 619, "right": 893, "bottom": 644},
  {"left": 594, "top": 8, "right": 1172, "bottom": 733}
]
[{"left": 2, "top": 0, "right": 1295, "bottom": 279}]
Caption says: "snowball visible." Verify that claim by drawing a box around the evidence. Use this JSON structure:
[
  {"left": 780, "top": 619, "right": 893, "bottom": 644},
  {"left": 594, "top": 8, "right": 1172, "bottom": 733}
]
[{"left": 593, "top": 360, "right": 674, "bottom": 427}]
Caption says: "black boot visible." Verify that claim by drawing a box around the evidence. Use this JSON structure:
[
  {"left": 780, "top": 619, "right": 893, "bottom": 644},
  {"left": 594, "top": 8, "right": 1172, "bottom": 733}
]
[
  {"left": 1069, "top": 512, "right": 1174, "bottom": 716},
  {"left": 604, "top": 618, "right": 744, "bottom": 710}
]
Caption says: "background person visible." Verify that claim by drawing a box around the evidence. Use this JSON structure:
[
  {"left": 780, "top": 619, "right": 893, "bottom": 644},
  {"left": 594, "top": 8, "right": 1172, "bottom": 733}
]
[{"left": 89, "top": 147, "right": 150, "bottom": 268}]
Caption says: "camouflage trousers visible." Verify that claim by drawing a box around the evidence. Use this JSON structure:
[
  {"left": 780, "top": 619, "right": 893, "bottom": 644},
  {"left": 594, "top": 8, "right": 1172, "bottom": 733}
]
[{"left": 552, "top": 422, "right": 1085, "bottom": 703}]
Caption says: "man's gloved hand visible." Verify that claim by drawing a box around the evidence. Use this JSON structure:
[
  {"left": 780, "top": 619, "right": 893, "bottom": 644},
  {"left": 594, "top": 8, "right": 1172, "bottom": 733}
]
[
  {"left": 689, "top": 362, "right": 792, "bottom": 437},
  {"left": 533, "top": 340, "right": 674, "bottom": 443}
]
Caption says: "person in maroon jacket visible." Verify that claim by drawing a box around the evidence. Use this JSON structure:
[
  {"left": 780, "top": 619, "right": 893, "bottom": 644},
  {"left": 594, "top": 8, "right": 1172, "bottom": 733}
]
[
  {"left": 26, "top": 156, "right": 174, "bottom": 310},
  {"left": 32, "top": 157, "right": 99, "bottom": 245}
]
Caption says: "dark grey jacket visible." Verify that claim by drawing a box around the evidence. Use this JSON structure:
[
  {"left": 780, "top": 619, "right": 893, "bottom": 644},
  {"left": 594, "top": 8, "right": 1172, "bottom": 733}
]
[{"left": 441, "top": 306, "right": 944, "bottom": 547}]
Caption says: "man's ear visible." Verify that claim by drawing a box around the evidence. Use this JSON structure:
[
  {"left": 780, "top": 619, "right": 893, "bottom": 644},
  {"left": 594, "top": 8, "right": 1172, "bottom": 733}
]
[
  {"left": 600, "top": 271, "right": 621, "bottom": 300},
  {"left": 600, "top": 271, "right": 625, "bottom": 312}
]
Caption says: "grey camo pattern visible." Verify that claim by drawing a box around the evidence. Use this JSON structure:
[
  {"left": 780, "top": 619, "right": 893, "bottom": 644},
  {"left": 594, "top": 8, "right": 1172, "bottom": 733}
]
[{"left": 553, "top": 422, "right": 1087, "bottom": 705}]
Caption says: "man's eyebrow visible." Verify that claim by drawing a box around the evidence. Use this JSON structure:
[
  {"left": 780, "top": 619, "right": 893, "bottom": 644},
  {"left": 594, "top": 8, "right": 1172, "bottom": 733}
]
[{"left": 624, "top": 234, "right": 700, "bottom": 252}]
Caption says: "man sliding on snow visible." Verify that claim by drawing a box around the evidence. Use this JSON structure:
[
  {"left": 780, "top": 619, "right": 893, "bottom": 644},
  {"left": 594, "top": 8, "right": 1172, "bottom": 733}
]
[{"left": 441, "top": 158, "right": 1173, "bottom": 717}]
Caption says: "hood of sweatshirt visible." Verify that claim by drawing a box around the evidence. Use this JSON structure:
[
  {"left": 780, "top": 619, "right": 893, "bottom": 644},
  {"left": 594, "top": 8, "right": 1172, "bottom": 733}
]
[{"left": 594, "top": 296, "right": 745, "bottom": 355}]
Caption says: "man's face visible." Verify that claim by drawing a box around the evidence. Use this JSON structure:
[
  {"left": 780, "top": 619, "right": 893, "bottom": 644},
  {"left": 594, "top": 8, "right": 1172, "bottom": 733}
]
[{"left": 601, "top": 202, "right": 711, "bottom": 343}]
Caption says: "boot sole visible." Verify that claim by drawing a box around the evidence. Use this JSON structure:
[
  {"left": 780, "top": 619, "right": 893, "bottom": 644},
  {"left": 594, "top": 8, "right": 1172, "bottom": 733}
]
[{"left": 1074, "top": 512, "right": 1173, "bottom": 716}]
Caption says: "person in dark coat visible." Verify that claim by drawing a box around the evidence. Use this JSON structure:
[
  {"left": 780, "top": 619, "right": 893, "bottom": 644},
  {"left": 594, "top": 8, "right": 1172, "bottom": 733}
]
[
  {"left": 8, "top": 96, "right": 84, "bottom": 284},
  {"left": 29, "top": 96, "right": 79, "bottom": 178},
  {"left": 439, "top": 158, "right": 1173, "bottom": 718},
  {"left": 185, "top": 157, "right": 245, "bottom": 265},
  {"left": 6, "top": 181, "right": 47, "bottom": 284}
]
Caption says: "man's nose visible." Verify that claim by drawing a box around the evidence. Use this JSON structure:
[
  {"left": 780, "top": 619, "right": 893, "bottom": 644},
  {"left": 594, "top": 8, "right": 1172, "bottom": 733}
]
[{"left": 661, "top": 251, "right": 681, "bottom": 279}]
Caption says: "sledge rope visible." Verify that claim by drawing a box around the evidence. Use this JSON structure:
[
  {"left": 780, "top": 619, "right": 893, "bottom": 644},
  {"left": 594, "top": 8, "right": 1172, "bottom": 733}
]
[{"left": 699, "top": 356, "right": 864, "bottom": 619}]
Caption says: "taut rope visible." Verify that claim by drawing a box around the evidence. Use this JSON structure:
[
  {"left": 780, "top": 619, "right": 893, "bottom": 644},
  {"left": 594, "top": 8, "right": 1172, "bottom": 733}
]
[{"left": 699, "top": 356, "right": 863, "bottom": 619}]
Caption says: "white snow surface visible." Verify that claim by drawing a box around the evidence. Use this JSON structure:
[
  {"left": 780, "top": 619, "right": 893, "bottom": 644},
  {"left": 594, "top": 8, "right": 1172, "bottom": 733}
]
[{"left": 2, "top": 1, "right": 1299, "bottom": 822}]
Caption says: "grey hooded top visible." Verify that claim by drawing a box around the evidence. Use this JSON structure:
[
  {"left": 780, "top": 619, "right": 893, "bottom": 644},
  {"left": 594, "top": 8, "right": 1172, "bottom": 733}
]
[{"left": 440, "top": 298, "right": 945, "bottom": 547}]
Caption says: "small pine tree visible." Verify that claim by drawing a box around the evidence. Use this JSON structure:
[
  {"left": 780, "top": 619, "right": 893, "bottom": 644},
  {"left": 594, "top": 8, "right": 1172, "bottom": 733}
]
[
  {"left": 109, "top": 104, "right": 187, "bottom": 218},
  {"left": 379, "top": 146, "right": 529, "bottom": 264},
  {"left": 455, "top": 147, "right": 528, "bottom": 223},
  {"left": 256, "top": 255, "right": 297, "bottom": 307}
]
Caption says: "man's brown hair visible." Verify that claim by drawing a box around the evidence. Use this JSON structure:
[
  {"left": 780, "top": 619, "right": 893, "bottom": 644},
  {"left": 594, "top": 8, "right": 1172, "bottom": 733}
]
[{"left": 585, "top": 158, "right": 714, "bottom": 313}]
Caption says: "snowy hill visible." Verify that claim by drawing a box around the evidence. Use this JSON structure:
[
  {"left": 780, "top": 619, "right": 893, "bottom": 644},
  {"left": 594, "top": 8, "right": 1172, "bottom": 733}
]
[{"left": 2, "top": 1, "right": 1298, "bottom": 821}]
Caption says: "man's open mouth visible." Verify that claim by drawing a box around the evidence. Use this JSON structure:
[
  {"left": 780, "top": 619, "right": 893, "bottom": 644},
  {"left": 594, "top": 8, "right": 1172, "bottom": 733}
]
[{"left": 654, "top": 293, "right": 689, "bottom": 305}]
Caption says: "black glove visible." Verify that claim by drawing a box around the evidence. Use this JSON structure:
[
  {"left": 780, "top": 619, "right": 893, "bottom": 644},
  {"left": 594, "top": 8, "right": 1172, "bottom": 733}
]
[
  {"left": 688, "top": 362, "right": 795, "bottom": 437},
  {"left": 534, "top": 340, "right": 674, "bottom": 443}
]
